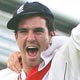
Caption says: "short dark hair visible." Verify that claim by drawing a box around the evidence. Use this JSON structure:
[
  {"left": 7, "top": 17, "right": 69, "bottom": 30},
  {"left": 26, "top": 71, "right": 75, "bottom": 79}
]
[{"left": 14, "top": 14, "right": 55, "bottom": 34}]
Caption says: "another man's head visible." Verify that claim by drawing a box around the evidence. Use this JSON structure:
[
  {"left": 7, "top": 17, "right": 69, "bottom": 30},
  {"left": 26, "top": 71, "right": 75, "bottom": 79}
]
[{"left": 7, "top": 2, "right": 55, "bottom": 73}]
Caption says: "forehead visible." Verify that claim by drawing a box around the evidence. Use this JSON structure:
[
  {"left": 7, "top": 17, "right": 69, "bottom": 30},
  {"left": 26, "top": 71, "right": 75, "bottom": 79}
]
[{"left": 18, "top": 16, "right": 47, "bottom": 29}]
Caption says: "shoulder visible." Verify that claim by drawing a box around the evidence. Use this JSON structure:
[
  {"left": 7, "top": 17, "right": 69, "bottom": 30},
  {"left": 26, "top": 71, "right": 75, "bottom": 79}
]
[
  {"left": 51, "top": 36, "right": 69, "bottom": 48},
  {"left": 0, "top": 68, "right": 18, "bottom": 80},
  {"left": 52, "top": 36, "right": 69, "bottom": 42}
]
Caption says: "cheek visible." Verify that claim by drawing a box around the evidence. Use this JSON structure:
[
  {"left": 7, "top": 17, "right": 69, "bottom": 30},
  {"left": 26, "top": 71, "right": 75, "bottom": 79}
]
[
  {"left": 16, "top": 36, "right": 25, "bottom": 51},
  {"left": 37, "top": 35, "right": 50, "bottom": 50}
]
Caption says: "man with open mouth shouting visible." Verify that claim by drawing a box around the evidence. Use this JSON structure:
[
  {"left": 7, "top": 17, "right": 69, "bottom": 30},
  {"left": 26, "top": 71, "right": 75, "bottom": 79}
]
[
  {"left": 0, "top": 2, "right": 55, "bottom": 80},
  {"left": 0, "top": 1, "right": 70, "bottom": 80}
]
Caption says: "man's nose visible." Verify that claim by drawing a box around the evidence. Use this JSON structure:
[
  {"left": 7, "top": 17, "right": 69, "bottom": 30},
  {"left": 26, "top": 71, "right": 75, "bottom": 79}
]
[{"left": 27, "top": 31, "right": 36, "bottom": 42}]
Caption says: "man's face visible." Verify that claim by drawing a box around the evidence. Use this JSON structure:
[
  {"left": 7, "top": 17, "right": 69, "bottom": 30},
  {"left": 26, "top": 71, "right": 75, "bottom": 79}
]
[{"left": 15, "top": 16, "right": 53, "bottom": 67}]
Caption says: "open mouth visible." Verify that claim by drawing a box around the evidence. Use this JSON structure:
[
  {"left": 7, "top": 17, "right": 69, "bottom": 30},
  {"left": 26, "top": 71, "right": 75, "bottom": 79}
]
[{"left": 26, "top": 47, "right": 39, "bottom": 57}]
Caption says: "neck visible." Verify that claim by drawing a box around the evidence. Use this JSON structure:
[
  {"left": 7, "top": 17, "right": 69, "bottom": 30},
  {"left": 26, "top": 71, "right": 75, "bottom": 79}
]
[
  {"left": 23, "top": 62, "right": 39, "bottom": 75},
  {"left": 23, "top": 64, "right": 33, "bottom": 75}
]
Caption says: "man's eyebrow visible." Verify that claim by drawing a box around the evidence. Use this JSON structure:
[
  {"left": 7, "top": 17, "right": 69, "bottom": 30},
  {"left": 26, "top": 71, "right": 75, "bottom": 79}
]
[
  {"left": 18, "top": 27, "right": 29, "bottom": 30},
  {"left": 34, "top": 27, "right": 45, "bottom": 32}
]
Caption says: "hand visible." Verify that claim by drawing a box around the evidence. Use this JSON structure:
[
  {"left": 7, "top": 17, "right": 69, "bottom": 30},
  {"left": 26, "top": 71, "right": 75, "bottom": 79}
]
[{"left": 7, "top": 51, "right": 22, "bottom": 73}]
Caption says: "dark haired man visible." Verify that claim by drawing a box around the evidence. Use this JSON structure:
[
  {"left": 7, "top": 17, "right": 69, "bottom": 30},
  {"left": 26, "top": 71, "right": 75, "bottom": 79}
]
[{"left": 0, "top": 1, "right": 71, "bottom": 80}]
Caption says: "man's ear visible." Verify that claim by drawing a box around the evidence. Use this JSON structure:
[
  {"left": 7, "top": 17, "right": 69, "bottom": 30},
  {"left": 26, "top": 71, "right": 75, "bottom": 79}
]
[
  {"left": 14, "top": 33, "right": 18, "bottom": 40},
  {"left": 50, "top": 31, "right": 55, "bottom": 36}
]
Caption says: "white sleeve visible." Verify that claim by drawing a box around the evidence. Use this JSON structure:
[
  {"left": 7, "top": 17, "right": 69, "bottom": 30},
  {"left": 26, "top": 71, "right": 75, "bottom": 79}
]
[
  {"left": 71, "top": 24, "right": 80, "bottom": 50},
  {"left": 0, "top": 68, "right": 18, "bottom": 80},
  {"left": 51, "top": 36, "right": 69, "bottom": 49}
]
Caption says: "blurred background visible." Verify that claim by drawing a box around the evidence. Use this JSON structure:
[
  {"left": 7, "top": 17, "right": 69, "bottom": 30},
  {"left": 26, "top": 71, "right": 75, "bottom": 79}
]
[{"left": 0, "top": 0, "right": 80, "bottom": 69}]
